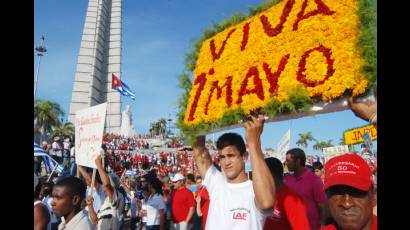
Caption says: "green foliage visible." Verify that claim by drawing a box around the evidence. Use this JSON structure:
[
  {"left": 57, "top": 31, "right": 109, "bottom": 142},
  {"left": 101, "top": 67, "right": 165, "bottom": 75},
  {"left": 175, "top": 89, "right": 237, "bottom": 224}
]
[
  {"left": 313, "top": 140, "right": 334, "bottom": 151},
  {"left": 296, "top": 132, "right": 316, "bottom": 148},
  {"left": 247, "top": 0, "right": 280, "bottom": 17},
  {"left": 358, "top": 0, "right": 377, "bottom": 90},
  {"left": 34, "top": 99, "right": 65, "bottom": 142},
  {"left": 50, "top": 122, "right": 75, "bottom": 139},
  {"left": 217, "top": 108, "right": 246, "bottom": 127}
]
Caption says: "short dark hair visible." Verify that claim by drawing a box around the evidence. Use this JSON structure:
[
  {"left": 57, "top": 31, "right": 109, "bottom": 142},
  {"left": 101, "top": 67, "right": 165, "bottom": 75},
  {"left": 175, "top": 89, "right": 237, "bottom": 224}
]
[
  {"left": 55, "top": 176, "right": 86, "bottom": 202},
  {"left": 216, "top": 133, "right": 246, "bottom": 156},
  {"left": 186, "top": 173, "right": 195, "bottom": 182},
  {"left": 146, "top": 176, "right": 163, "bottom": 195},
  {"left": 286, "top": 148, "right": 306, "bottom": 166},
  {"left": 313, "top": 161, "right": 323, "bottom": 170},
  {"left": 264, "top": 157, "right": 284, "bottom": 181},
  {"left": 41, "top": 182, "right": 54, "bottom": 197}
]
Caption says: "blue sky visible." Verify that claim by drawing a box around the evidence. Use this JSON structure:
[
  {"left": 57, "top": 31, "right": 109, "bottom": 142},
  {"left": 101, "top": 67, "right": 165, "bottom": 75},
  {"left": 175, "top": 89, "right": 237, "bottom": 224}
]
[{"left": 34, "top": 0, "right": 373, "bottom": 154}]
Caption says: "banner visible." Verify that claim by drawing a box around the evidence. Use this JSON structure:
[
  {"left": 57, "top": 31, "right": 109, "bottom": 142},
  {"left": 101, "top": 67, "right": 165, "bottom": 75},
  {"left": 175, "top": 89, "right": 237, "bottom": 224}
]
[
  {"left": 183, "top": 0, "right": 371, "bottom": 127},
  {"left": 75, "top": 103, "right": 107, "bottom": 168},
  {"left": 276, "top": 129, "right": 291, "bottom": 163},
  {"left": 344, "top": 125, "right": 377, "bottom": 145},
  {"left": 323, "top": 145, "right": 349, "bottom": 162}
]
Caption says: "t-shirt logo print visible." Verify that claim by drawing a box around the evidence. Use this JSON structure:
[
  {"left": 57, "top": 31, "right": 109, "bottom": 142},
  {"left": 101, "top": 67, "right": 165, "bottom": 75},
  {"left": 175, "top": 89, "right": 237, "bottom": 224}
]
[
  {"left": 232, "top": 212, "right": 247, "bottom": 220},
  {"left": 230, "top": 208, "right": 250, "bottom": 221}
]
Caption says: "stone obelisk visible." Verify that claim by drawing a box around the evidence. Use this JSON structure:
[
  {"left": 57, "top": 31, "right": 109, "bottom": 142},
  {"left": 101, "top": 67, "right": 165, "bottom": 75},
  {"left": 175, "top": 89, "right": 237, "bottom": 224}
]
[{"left": 68, "top": 0, "right": 122, "bottom": 134}]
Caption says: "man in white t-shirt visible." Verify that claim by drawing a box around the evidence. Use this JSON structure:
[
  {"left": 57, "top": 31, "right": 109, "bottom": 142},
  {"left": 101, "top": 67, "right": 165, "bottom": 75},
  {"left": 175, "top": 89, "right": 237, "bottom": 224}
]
[
  {"left": 193, "top": 115, "right": 276, "bottom": 230},
  {"left": 52, "top": 136, "right": 63, "bottom": 164}
]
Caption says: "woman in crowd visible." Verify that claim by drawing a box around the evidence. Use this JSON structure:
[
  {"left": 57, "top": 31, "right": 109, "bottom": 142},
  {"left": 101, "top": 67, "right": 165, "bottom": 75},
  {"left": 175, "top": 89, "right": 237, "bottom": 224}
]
[{"left": 138, "top": 174, "right": 165, "bottom": 230}]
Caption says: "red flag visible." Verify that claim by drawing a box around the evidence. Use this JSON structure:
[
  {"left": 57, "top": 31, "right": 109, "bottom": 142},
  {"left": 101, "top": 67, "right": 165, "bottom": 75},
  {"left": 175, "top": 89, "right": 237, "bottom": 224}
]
[{"left": 112, "top": 73, "right": 122, "bottom": 89}]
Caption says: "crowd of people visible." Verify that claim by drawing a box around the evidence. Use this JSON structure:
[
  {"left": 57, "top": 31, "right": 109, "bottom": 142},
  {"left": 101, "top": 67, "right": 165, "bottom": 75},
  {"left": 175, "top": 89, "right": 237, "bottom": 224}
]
[
  {"left": 34, "top": 95, "right": 377, "bottom": 230},
  {"left": 102, "top": 134, "right": 185, "bottom": 152}
]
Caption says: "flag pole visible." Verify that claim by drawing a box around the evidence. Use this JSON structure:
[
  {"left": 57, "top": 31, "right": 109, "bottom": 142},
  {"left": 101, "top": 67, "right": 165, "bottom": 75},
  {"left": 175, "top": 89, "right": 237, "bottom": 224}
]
[
  {"left": 46, "top": 164, "right": 59, "bottom": 183},
  {"left": 108, "top": 84, "right": 111, "bottom": 135}
]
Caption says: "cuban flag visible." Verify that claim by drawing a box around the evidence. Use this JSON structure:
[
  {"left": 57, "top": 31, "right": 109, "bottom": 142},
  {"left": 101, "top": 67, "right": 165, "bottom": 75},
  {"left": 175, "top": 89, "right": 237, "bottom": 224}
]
[
  {"left": 112, "top": 73, "right": 136, "bottom": 100},
  {"left": 34, "top": 142, "right": 64, "bottom": 174},
  {"left": 124, "top": 168, "right": 137, "bottom": 177}
]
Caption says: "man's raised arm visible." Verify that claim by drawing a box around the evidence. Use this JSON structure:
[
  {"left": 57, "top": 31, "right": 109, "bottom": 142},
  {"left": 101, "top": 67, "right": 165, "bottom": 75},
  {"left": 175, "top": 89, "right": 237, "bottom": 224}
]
[
  {"left": 192, "top": 136, "right": 212, "bottom": 179},
  {"left": 244, "top": 115, "right": 276, "bottom": 212},
  {"left": 78, "top": 165, "right": 92, "bottom": 187}
]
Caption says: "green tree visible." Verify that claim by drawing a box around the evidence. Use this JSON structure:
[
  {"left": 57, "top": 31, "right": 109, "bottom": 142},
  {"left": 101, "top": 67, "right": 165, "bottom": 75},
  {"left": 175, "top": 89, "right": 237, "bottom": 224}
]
[
  {"left": 296, "top": 132, "right": 315, "bottom": 148},
  {"left": 50, "top": 121, "right": 74, "bottom": 140},
  {"left": 34, "top": 99, "right": 64, "bottom": 142},
  {"left": 313, "top": 140, "right": 334, "bottom": 152}
]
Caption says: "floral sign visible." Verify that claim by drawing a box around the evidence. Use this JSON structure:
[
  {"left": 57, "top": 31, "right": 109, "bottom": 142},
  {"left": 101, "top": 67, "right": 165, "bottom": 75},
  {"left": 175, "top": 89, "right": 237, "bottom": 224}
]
[{"left": 182, "top": 0, "right": 373, "bottom": 127}]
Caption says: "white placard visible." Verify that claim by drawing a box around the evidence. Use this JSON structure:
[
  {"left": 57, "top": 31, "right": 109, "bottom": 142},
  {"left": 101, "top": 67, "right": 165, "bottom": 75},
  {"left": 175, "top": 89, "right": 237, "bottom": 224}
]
[
  {"left": 323, "top": 145, "right": 349, "bottom": 162},
  {"left": 276, "top": 129, "right": 291, "bottom": 163},
  {"left": 75, "top": 103, "right": 107, "bottom": 168}
]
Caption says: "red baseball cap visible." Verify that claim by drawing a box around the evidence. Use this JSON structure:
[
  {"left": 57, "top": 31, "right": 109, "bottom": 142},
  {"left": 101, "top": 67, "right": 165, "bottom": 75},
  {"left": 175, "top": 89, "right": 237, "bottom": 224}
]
[{"left": 324, "top": 153, "right": 372, "bottom": 191}]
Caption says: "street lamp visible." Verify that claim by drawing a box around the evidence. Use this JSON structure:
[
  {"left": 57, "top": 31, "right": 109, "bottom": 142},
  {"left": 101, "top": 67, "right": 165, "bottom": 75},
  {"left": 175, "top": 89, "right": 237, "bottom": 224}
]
[{"left": 34, "top": 35, "right": 47, "bottom": 100}]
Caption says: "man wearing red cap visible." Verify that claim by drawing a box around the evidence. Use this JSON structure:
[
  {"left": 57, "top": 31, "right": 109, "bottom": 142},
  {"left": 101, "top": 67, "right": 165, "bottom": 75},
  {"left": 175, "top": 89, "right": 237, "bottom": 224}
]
[
  {"left": 321, "top": 153, "right": 377, "bottom": 230},
  {"left": 170, "top": 173, "right": 195, "bottom": 230}
]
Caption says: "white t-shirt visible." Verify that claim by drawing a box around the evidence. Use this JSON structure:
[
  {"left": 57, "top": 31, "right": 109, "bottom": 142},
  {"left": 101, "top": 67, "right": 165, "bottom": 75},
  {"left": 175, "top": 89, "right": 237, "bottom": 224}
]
[
  {"left": 63, "top": 141, "right": 70, "bottom": 150},
  {"left": 52, "top": 142, "right": 62, "bottom": 157},
  {"left": 142, "top": 193, "right": 165, "bottom": 226},
  {"left": 70, "top": 147, "right": 75, "bottom": 158},
  {"left": 203, "top": 165, "right": 269, "bottom": 230}
]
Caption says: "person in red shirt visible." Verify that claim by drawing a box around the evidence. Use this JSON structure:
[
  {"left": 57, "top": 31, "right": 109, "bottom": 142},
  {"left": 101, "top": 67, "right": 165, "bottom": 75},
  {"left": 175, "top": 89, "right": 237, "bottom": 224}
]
[
  {"left": 321, "top": 153, "right": 377, "bottom": 230},
  {"left": 284, "top": 148, "right": 328, "bottom": 230},
  {"left": 194, "top": 177, "right": 210, "bottom": 230},
  {"left": 170, "top": 173, "right": 195, "bottom": 230},
  {"left": 263, "top": 157, "right": 310, "bottom": 230}
]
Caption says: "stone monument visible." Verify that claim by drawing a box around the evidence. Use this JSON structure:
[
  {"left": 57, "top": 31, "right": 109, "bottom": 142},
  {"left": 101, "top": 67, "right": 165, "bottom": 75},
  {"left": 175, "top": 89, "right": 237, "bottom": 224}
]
[
  {"left": 120, "top": 105, "right": 134, "bottom": 137},
  {"left": 68, "top": 0, "right": 122, "bottom": 133}
]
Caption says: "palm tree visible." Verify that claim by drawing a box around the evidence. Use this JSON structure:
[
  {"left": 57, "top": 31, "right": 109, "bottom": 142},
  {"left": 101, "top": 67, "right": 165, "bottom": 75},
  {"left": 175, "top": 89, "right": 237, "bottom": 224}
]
[
  {"left": 50, "top": 121, "right": 75, "bottom": 140},
  {"left": 296, "top": 132, "right": 315, "bottom": 148},
  {"left": 313, "top": 140, "right": 334, "bottom": 152},
  {"left": 34, "top": 99, "right": 64, "bottom": 142}
]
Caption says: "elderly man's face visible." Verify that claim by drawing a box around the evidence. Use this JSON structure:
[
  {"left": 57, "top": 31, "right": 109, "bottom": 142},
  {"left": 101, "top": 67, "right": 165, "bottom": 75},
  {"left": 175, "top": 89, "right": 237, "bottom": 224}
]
[{"left": 327, "top": 185, "right": 376, "bottom": 229}]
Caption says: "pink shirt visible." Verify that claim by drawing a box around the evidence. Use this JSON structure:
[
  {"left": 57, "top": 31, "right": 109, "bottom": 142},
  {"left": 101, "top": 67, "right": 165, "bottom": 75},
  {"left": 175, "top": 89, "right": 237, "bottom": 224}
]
[{"left": 284, "top": 169, "right": 327, "bottom": 230}]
